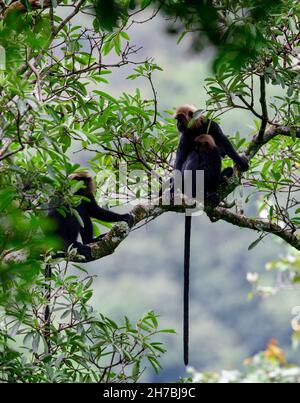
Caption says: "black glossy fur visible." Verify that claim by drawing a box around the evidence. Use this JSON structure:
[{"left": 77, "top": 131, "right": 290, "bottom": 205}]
[
  {"left": 182, "top": 135, "right": 233, "bottom": 204},
  {"left": 49, "top": 173, "right": 133, "bottom": 259},
  {"left": 174, "top": 108, "right": 249, "bottom": 173}
]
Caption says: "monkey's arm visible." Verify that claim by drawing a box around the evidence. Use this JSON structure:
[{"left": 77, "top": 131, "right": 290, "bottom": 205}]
[
  {"left": 86, "top": 195, "right": 133, "bottom": 225},
  {"left": 211, "top": 121, "right": 249, "bottom": 172}
]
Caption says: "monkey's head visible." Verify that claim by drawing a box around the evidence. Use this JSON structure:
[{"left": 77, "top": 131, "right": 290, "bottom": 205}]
[
  {"left": 194, "top": 135, "right": 217, "bottom": 151},
  {"left": 69, "top": 172, "right": 95, "bottom": 195},
  {"left": 174, "top": 104, "right": 203, "bottom": 133}
]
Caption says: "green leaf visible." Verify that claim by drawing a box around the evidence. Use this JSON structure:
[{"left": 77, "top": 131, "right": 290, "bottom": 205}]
[
  {"left": 21, "top": 0, "right": 32, "bottom": 11},
  {"left": 159, "top": 329, "right": 176, "bottom": 334},
  {"left": 54, "top": 354, "right": 65, "bottom": 368},
  {"left": 71, "top": 208, "right": 84, "bottom": 228},
  {"left": 287, "top": 86, "right": 294, "bottom": 97},
  {"left": 132, "top": 360, "right": 140, "bottom": 380},
  {"left": 32, "top": 334, "right": 40, "bottom": 353},
  {"left": 93, "top": 90, "right": 119, "bottom": 105},
  {"left": 147, "top": 356, "right": 162, "bottom": 374},
  {"left": 114, "top": 34, "right": 121, "bottom": 56},
  {"left": 150, "top": 342, "right": 166, "bottom": 354},
  {"left": 8, "top": 322, "right": 21, "bottom": 337},
  {"left": 120, "top": 31, "right": 130, "bottom": 41},
  {"left": 248, "top": 237, "right": 263, "bottom": 251},
  {"left": 60, "top": 309, "right": 71, "bottom": 320},
  {"left": 177, "top": 31, "right": 187, "bottom": 44},
  {"left": 141, "top": 0, "right": 152, "bottom": 7}
]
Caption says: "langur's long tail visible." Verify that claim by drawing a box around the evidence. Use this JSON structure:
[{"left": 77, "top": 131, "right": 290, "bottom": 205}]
[{"left": 184, "top": 214, "right": 192, "bottom": 366}]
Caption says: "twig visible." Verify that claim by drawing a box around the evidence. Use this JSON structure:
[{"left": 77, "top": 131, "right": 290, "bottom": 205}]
[
  {"left": 0, "top": 138, "right": 12, "bottom": 158},
  {"left": 148, "top": 73, "right": 158, "bottom": 128},
  {"left": 54, "top": 0, "right": 86, "bottom": 36},
  {"left": 27, "top": 61, "right": 42, "bottom": 102}
]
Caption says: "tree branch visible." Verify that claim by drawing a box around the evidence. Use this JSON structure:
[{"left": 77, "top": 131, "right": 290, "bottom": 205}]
[
  {"left": 72, "top": 175, "right": 300, "bottom": 263},
  {"left": 246, "top": 125, "right": 300, "bottom": 159},
  {"left": 54, "top": 0, "right": 86, "bottom": 36},
  {"left": 85, "top": 203, "right": 177, "bottom": 263},
  {"left": 206, "top": 207, "right": 300, "bottom": 250},
  {"left": 1, "top": 0, "right": 51, "bottom": 18}
]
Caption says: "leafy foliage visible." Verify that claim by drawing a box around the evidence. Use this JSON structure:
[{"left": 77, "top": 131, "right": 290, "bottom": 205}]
[
  {"left": 0, "top": 0, "right": 299, "bottom": 383},
  {"left": 0, "top": 263, "right": 171, "bottom": 382},
  {"left": 0, "top": 0, "right": 176, "bottom": 382},
  {"left": 184, "top": 340, "right": 300, "bottom": 384},
  {"left": 92, "top": 0, "right": 295, "bottom": 70},
  {"left": 247, "top": 249, "right": 300, "bottom": 299}
]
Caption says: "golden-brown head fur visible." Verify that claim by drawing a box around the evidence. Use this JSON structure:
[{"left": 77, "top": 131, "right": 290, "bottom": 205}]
[
  {"left": 69, "top": 172, "right": 95, "bottom": 194},
  {"left": 173, "top": 104, "right": 204, "bottom": 131},
  {"left": 173, "top": 104, "right": 197, "bottom": 119},
  {"left": 194, "top": 134, "right": 217, "bottom": 151}
]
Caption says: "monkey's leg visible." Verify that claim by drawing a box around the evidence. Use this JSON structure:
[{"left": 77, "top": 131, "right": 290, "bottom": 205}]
[
  {"left": 80, "top": 214, "right": 94, "bottom": 244},
  {"left": 86, "top": 196, "right": 133, "bottom": 226},
  {"left": 72, "top": 241, "right": 92, "bottom": 260}
]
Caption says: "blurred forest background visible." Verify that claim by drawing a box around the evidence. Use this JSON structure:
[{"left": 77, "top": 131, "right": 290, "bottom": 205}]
[{"left": 66, "top": 12, "right": 300, "bottom": 382}]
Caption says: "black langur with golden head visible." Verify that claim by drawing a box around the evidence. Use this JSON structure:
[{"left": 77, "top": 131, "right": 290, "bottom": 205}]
[
  {"left": 48, "top": 172, "right": 134, "bottom": 260},
  {"left": 173, "top": 104, "right": 249, "bottom": 173},
  {"left": 173, "top": 105, "right": 248, "bottom": 366}
]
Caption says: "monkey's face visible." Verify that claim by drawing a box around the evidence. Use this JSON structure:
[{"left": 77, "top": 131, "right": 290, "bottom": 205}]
[
  {"left": 69, "top": 173, "right": 95, "bottom": 195},
  {"left": 174, "top": 105, "right": 200, "bottom": 134},
  {"left": 175, "top": 111, "right": 194, "bottom": 132}
]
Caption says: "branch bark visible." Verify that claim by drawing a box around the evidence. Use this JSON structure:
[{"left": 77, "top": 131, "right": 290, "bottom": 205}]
[
  {"left": 206, "top": 207, "right": 300, "bottom": 250},
  {"left": 246, "top": 125, "right": 300, "bottom": 159},
  {"left": 1, "top": 0, "right": 51, "bottom": 18}
]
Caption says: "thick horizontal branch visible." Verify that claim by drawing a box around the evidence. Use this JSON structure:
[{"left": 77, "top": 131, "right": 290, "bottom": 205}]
[
  {"left": 80, "top": 202, "right": 181, "bottom": 263},
  {"left": 246, "top": 125, "right": 300, "bottom": 159},
  {"left": 74, "top": 187, "right": 300, "bottom": 263},
  {"left": 206, "top": 207, "right": 300, "bottom": 251}
]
